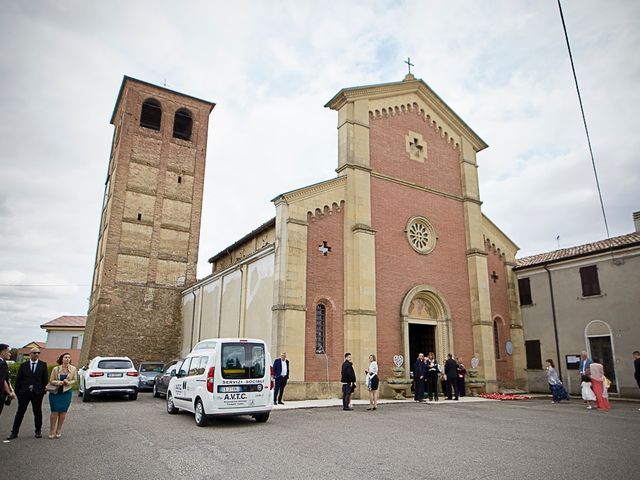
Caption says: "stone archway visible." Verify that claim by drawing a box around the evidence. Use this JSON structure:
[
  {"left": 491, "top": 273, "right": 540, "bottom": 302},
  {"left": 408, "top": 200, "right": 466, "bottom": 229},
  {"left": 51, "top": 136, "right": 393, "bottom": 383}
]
[{"left": 401, "top": 285, "right": 453, "bottom": 368}]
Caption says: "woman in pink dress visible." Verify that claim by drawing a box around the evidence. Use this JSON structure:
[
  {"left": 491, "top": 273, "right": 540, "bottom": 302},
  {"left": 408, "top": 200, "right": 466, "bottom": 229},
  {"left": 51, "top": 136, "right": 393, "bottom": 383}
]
[{"left": 588, "top": 362, "right": 610, "bottom": 411}]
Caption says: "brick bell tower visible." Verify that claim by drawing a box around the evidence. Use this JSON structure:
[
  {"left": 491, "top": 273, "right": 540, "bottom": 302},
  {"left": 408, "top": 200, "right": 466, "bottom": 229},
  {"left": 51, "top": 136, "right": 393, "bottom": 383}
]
[{"left": 81, "top": 76, "right": 215, "bottom": 365}]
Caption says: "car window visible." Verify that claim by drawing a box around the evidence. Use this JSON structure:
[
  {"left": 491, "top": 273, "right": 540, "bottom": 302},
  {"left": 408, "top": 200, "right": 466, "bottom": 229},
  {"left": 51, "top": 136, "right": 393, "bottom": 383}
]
[
  {"left": 193, "top": 340, "right": 217, "bottom": 350},
  {"left": 97, "top": 359, "right": 133, "bottom": 369},
  {"left": 140, "top": 363, "right": 164, "bottom": 373},
  {"left": 178, "top": 358, "right": 191, "bottom": 377},
  {"left": 221, "top": 343, "right": 265, "bottom": 379}
]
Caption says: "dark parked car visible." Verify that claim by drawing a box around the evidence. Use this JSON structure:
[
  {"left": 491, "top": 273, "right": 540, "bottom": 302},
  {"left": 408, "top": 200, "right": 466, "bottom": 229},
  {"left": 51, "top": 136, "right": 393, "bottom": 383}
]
[
  {"left": 137, "top": 361, "right": 165, "bottom": 392},
  {"left": 152, "top": 360, "right": 181, "bottom": 398}
]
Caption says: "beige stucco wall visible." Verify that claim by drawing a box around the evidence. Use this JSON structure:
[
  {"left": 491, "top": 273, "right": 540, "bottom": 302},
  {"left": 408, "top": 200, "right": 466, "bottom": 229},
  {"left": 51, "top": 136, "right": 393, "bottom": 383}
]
[{"left": 517, "top": 247, "right": 640, "bottom": 398}]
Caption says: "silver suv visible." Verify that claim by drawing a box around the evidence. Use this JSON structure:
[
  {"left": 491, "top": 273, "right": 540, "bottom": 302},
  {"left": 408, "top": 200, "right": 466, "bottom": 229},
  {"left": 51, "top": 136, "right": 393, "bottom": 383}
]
[{"left": 79, "top": 357, "right": 139, "bottom": 401}]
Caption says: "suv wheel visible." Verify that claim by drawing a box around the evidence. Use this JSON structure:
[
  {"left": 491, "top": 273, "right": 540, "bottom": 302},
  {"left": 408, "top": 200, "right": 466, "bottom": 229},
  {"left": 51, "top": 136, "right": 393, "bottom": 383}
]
[
  {"left": 129, "top": 392, "right": 138, "bottom": 401},
  {"left": 82, "top": 387, "right": 91, "bottom": 403},
  {"left": 194, "top": 399, "right": 208, "bottom": 427},
  {"left": 166, "top": 392, "right": 179, "bottom": 414},
  {"left": 152, "top": 384, "right": 160, "bottom": 398},
  {"left": 254, "top": 412, "right": 270, "bottom": 423}
]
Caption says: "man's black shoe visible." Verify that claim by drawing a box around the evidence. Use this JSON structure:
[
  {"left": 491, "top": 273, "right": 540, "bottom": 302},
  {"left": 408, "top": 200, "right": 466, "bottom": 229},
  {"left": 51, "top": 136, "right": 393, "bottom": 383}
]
[
  {"left": 278, "top": 401, "right": 284, "bottom": 405},
  {"left": 343, "top": 407, "right": 354, "bottom": 410},
  {"left": 6, "top": 432, "right": 17, "bottom": 440},
  {"left": 35, "top": 431, "right": 42, "bottom": 438}
]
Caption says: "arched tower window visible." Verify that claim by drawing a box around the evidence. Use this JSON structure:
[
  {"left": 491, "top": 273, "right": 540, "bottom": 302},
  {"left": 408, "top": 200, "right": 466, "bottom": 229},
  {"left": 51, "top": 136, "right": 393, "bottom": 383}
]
[
  {"left": 493, "top": 319, "right": 501, "bottom": 359},
  {"left": 140, "top": 98, "right": 162, "bottom": 130},
  {"left": 173, "top": 108, "right": 193, "bottom": 140},
  {"left": 315, "top": 304, "right": 326, "bottom": 354}
]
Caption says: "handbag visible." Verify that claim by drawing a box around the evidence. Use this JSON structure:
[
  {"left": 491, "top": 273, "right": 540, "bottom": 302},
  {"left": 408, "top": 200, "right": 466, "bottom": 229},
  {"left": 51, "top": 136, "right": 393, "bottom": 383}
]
[{"left": 46, "top": 382, "right": 60, "bottom": 394}]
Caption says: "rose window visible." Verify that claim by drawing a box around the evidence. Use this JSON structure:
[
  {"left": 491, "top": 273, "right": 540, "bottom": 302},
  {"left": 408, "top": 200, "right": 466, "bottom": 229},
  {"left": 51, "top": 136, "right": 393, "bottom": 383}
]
[{"left": 406, "top": 216, "right": 436, "bottom": 254}]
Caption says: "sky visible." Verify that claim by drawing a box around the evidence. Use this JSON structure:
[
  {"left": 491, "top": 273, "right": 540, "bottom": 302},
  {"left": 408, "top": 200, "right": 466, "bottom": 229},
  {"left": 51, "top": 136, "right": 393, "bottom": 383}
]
[{"left": 1, "top": 0, "right": 638, "bottom": 349}]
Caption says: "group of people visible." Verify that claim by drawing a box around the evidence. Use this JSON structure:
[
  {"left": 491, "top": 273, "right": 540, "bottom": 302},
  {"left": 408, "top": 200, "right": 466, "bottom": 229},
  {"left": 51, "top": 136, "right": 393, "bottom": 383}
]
[
  {"left": 413, "top": 352, "right": 466, "bottom": 402},
  {"left": 0, "top": 344, "right": 77, "bottom": 440},
  {"left": 544, "top": 351, "right": 613, "bottom": 411},
  {"left": 340, "top": 353, "right": 379, "bottom": 411}
]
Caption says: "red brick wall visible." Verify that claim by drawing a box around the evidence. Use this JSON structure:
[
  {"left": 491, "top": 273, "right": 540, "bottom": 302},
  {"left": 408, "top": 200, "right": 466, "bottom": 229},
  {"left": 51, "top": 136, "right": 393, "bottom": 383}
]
[
  {"left": 304, "top": 202, "right": 344, "bottom": 382},
  {"left": 486, "top": 239, "right": 515, "bottom": 382},
  {"left": 368, "top": 110, "right": 473, "bottom": 379},
  {"left": 369, "top": 108, "right": 462, "bottom": 196}
]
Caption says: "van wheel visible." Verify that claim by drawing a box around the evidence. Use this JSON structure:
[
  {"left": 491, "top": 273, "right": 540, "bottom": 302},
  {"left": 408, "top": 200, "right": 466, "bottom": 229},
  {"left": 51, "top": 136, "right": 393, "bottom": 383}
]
[
  {"left": 254, "top": 412, "right": 270, "bottom": 423},
  {"left": 194, "top": 399, "right": 208, "bottom": 427},
  {"left": 166, "top": 393, "right": 179, "bottom": 414}
]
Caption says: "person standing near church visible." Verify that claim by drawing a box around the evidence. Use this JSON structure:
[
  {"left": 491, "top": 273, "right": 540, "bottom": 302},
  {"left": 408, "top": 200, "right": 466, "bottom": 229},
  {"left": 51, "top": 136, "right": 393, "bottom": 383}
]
[
  {"left": 365, "top": 354, "right": 379, "bottom": 410},
  {"left": 425, "top": 352, "right": 439, "bottom": 401},
  {"left": 48, "top": 353, "right": 76, "bottom": 439},
  {"left": 273, "top": 352, "right": 289, "bottom": 405},
  {"left": 456, "top": 358, "right": 467, "bottom": 397},
  {"left": 0, "top": 344, "right": 16, "bottom": 417},
  {"left": 341, "top": 353, "right": 356, "bottom": 410},
  {"left": 579, "top": 351, "right": 592, "bottom": 376},
  {"left": 444, "top": 354, "right": 459, "bottom": 400},
  {"left": 413, "top": 353, "right": 426, "bottom": 402},
  {"left": 633, "top": 351, "right": 640, "bottom": 389},
  {"left": 7, "top": 347, "right": 49, "bottom": 439}
]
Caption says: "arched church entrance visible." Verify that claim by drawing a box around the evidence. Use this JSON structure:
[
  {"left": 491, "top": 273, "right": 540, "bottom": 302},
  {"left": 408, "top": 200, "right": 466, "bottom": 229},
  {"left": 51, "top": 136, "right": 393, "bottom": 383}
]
[
  {"left": 401, "top": 285, "right": 453, "bottom": 377},
  {"left": 585, "top": 320, "right": 618, "bottom": 394}
]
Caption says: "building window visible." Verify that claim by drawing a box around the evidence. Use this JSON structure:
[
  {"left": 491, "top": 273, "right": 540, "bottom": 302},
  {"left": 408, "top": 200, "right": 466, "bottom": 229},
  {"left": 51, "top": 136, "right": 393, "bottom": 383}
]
[
  {"left": 173, "top": 108, "right": 193, "bottom": 140},
  {"left": 315, "top": 304, "right": 326, "bottom": 354},
  {"left": 525, "top": 340, "right": 542, "bottom": 369},
  {"left": 580, "top": 265, "right": 601, "bottom": 297},
  {"left": 406, "top": 216, "right": 437, "bottom": 254},
  {"left": 140, "top": 98, "right": 162, "bottom": 130},
  {"left": 518, "top": 278, "right": 532, "bottom": 305},
  {"left": 71, "top": 336, "right": 79, "bottom": 349},
  {"left": 493, "top": 320, "right": 501, "bottom": 359}
]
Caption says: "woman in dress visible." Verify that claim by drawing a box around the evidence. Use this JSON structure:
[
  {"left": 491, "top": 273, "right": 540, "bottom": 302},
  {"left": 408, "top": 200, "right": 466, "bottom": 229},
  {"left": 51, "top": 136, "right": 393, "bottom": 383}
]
[
  {"left": 588, "top": 361, "right": 611, "bottom": 411},
  {"left": 48, "top": 352, "right": 77, "bottom": 438},
  {"left": 545, "top": 359, "right": 570, "bottom": 403},
  {"left": 456, "top": 358, "right": 467, "bottom": 398},
  {"left": 365, "top": 354, "right": 379, "bottom": 410}
]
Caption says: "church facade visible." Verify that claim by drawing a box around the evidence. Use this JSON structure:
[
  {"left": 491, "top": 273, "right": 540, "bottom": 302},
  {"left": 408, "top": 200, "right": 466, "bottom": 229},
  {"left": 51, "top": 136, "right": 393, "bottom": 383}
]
[{"left": 181, "top": 75, "right": 526, "bottom": 398}]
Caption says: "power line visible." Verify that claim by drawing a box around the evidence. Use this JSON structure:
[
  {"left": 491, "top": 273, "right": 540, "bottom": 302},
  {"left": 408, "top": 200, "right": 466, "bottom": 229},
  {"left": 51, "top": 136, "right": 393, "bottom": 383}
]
[{"left": 557, "top": 0, "right": 610, "bottom": 238}]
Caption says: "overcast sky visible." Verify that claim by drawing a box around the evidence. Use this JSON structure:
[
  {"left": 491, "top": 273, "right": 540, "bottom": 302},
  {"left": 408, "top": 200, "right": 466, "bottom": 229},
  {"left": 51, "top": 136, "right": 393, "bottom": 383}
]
[{"left": 1, "top": 1, "right": 638, "bottom": 349}]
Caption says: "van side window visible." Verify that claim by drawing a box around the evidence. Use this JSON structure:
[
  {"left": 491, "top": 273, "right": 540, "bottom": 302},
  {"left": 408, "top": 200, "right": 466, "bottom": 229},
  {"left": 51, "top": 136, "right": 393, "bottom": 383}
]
[
  {"left": 188, "top": 357, "right": 201, "bottom": 376},
  {"left": 196, "top": 356, "right": 207, "bottom": 375}
]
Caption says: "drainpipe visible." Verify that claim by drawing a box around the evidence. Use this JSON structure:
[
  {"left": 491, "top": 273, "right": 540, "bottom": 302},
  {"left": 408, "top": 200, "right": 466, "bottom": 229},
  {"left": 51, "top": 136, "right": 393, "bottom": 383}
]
[
  {"left": 544, "top": 264, "right": 562, "bottom": 381},
  {"left": 190, "top": 290, "right": 197, "bottom": 351}
]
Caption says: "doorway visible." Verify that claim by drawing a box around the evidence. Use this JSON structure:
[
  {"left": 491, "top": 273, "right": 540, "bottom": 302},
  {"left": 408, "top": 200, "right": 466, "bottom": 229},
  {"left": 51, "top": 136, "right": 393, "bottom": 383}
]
[
  {"left": 409, "top": 324, "right": 436, "bottom": 375},
  {"left": 589, "top": 336, "right": 617, "bottom": 393}
]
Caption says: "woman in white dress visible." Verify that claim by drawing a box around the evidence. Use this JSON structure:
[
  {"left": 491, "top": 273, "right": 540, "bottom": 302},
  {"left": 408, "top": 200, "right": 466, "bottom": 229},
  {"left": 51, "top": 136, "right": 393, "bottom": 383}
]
[{"left": 365, "top": 354, "right": 379, "bottom": 411}]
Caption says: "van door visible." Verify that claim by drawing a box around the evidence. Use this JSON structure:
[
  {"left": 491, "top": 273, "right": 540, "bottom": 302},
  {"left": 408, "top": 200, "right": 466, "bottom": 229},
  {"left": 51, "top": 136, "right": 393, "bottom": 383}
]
[
  {"left": 185, "top": 356, "right": 208, "bottom": 405},
  {"left": 173, "top": 357, "right": 192, "bottom": 409},
  {"left": 217, "top": 342, "right": 270, "bottom": 409}
]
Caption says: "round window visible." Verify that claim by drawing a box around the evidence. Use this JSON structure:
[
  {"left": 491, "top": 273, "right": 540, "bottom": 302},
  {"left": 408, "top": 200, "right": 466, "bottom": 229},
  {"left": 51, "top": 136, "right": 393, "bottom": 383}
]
[{"left": 406, "top": 216, "right": 437, "bottom": 254}]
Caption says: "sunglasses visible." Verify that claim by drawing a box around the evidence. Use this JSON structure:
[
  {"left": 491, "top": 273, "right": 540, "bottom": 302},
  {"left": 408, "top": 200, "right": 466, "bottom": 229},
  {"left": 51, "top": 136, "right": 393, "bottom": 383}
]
[{"left": 32, "top": 352, "right": 41, "bottom": 355}]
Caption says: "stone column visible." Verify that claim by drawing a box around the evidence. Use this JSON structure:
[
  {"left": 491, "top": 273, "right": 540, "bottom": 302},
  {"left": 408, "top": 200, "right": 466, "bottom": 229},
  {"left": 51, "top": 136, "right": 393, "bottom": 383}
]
[{"left": 506, "top": 260, "right": 528, "bottom": 389}]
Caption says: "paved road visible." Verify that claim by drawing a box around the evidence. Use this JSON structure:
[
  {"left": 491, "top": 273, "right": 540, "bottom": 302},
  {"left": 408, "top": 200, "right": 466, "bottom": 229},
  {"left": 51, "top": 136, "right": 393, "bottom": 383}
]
[{"left": 1, "top": 393, "right": 638, "bottom": 480}]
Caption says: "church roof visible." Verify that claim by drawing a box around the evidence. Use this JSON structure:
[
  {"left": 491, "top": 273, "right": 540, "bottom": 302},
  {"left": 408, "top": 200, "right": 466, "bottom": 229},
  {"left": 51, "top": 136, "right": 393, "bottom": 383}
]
[
  {"left": 515, "top": 232, "right": 640, "bottom": 270},
  {"left": 325, "top": 76, "right": 488, "bottom": 152},
  {"left": 40, "top": 315, "right": 87, "bottom": 330},
  {"left": 207, "top": 217, "right": 276, "bottom": 264}
]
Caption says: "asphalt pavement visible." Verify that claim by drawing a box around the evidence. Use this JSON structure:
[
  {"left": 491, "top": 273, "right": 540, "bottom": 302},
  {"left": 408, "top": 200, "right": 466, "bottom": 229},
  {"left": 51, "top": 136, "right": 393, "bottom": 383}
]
[{"left": 1, "top": 392, "right": 638, "bottom": 480}]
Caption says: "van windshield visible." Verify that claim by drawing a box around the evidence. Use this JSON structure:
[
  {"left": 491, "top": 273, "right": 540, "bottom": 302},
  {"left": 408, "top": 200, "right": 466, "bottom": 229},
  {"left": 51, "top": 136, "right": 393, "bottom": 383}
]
[{"left": 221, "top": 343, "right": 265, "bottom": 379}]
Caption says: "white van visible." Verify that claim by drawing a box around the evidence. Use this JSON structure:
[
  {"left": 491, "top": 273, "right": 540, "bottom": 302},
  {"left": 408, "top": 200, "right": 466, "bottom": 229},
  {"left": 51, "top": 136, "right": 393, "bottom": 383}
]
[{"left": 166, "top": 338, "right": 273, "bottom": 426}]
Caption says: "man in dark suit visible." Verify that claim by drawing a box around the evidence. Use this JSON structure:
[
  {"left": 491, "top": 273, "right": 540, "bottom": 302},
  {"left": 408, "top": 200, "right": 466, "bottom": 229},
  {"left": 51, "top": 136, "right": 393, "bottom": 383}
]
[
  {"left": 341, "top": 353, "right": 356, "bottom": 411},
  {"left": 7, "top": 347, "right": 49, "bottom": 439},
  {"left": 0, "top": 343, "right": 17, "bottom": 416},
  {"left": 273, "top": 352, "right": 289, "bottom": 405},
  {"left": 413, "top": 353, "right": 427, "bottom": 402},
  {"left": 444, "top": 353, "right": 459, "bottom": 400}
]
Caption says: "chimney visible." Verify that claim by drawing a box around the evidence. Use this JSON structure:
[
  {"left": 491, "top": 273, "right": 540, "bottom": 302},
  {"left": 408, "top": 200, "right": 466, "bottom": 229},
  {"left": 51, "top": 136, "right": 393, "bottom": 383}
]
[{"left": 634, "top": 211, "right": 640, "bottom": 233}]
